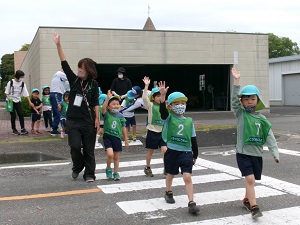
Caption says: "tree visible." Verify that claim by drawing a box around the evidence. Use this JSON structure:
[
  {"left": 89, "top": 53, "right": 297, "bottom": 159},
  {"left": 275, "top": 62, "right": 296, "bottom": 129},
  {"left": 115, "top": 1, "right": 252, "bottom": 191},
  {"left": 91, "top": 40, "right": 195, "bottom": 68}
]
[
  {"left": 268, "top": 33, "right": 300, "bottom": 58},
  {"left": 0, "top": 53, "right": 14, "bottom": 82},
  {"left": 20, "top": 44, "right": 30, "bottom": 51}
]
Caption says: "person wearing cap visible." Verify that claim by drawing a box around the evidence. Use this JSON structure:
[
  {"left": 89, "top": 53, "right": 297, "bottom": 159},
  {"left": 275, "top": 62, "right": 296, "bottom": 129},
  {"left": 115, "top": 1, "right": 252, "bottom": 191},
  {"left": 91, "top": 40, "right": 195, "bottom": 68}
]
[
  {"left": 53, "top": 32, "right": 100, "bottom": 183},
  {"left": 50, "top": 68, "right": 68, "bottom": 136},
  {"left": 159, "top": 81, "right": 200, "bottom": 215},
  {"left": 142, "top": 77, "right": 167, "bottom": 177},
  {"left": 120, "top": 88, "right": 139, "bottom": 142},
  {"left": 95, "top": 87, "right": 107, "bottom": 148},
  {"left": 110, "top": 67, "right": 132, "bottom": 97},
  {"left": 231, "top": 67, "right": 279, "bottom": 218},
  {"left": 58, "top": 91, "right": 69, "bottom": 138},
  {"left": 30, "top": 88, "right": 43, "bottom": 134},
  {"left": 42, "top": 85, "right": 52, "bottom": 132},
  {"left": 5, "top": 70, "right": 34, "bottom": 135},
  {"left": 120, "top": 86, "right": 146, "bottom": 113},
  {"left": 102, "top": 90, "right": 129, "bottom": 181}
]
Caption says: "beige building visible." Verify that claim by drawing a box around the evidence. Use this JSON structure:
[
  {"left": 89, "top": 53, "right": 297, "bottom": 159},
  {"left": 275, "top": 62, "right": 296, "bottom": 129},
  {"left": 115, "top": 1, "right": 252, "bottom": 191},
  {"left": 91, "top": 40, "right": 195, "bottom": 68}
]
[{"left": 19, "top": 23, "right": 269, "bottom": 111}]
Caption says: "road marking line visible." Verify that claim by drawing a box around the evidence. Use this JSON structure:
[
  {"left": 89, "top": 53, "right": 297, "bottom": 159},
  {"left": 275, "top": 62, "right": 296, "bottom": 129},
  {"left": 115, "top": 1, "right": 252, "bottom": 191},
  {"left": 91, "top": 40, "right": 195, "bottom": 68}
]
[
  {"left": 95, "top": 165, "right": 206, "bottom": 180},
  {"left": 0, "top": 162, "right": 71, "bottom": 169},
  {"left": 98, "top": 173, "right": 240, "bottom": 194},
  {"left": 172, "top": 206, "right": 300, "bottom": 225},
  {"left": 117, "top": 186, "right": 285, "bottom": 214},
  {"left": 96, "top": 158, "right": 164, "bottom": 170},
  {"left": 0, "top": 188, "right": 101, "bottom": 201},
  {"left": 264, "top": 147, "right": 300, "bottom": 157},
  {"left": 200, "top": 158, "right": 300, "bottom": 196}
]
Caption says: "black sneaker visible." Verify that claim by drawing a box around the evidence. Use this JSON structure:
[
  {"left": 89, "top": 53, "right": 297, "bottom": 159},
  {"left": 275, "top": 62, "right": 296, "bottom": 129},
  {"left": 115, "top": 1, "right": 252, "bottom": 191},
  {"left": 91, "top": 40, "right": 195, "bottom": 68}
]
[
  {"left": 12, "top": 129, "right": 20, "bottom": 135},
  {"left": 20, "top": 129, "right": 28, "bottom": 135},
  {"left": 243, "top": 198, "right": 251, "bottom": 211},
  {"left": 251, "top": 205, "right": 263, "bottom": 218},
  {"left": 164, "top": 191, "right": 175, "bottom": 204},
  {"left": 51, "top": 130, "right": 60, "bottom": 136},
  {"left": 71, "top": 172, "right": 79, "bottom": 179},
  {"left": 144, "top": 167, "right": 154, "bottom": 177},
  {"left": 85, "top": 177, "right": 95, "bottom": 183},
  {"left": 188, "top": 201, "right": 200, "bottom": 214}
]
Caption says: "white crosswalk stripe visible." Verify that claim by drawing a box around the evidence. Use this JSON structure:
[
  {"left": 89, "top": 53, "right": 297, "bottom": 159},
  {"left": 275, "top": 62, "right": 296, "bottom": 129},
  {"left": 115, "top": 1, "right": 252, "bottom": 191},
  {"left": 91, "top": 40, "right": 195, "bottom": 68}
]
[{"left": 95, "top": 157, "right": 300, "bottom": 224}]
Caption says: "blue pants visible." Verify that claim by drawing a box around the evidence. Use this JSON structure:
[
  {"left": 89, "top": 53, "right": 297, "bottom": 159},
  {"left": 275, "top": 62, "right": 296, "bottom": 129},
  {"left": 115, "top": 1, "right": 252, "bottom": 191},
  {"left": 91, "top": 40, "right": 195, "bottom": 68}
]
[{"left": 50, "top": 92, "right": 62, "bottom": 131}]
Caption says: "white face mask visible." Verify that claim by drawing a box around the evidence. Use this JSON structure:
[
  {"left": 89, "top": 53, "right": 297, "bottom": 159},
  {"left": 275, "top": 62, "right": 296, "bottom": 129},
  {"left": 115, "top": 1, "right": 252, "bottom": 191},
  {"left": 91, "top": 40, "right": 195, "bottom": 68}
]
[
  {"left": 19, "top": 77, "right": 24, "bottom": 82},
  {"left": 172, "top": 104, "right": 186, "bottom": 114},
  {"left": 111, "top": 108, "right": 120, "bottom": 113},
  {"left": 78, "top": 71, "right": 86, "bottom": 78},
  {"left": 118, "top": 74, "right": 124, "bottom": 79}
]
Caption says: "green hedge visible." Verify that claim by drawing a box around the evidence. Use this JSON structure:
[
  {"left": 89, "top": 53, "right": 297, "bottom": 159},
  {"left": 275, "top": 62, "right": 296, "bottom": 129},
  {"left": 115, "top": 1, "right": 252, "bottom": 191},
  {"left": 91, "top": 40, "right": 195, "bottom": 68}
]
[{"left": 21, "top": 96, "right": 31, "bottom": 117}]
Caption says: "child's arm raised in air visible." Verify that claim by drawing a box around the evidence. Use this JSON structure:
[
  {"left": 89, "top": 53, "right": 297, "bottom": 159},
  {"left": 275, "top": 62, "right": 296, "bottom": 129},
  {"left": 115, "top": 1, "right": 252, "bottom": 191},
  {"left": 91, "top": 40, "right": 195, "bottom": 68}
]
[
  {"left": 231, "top": 67, "right": 240, "bottom": 86},
  {"left": 158, "top": 81, "right": 169, "bottom": 120},
  {"left": 102, "top": 90, "right": 112, "bottom": 115}
]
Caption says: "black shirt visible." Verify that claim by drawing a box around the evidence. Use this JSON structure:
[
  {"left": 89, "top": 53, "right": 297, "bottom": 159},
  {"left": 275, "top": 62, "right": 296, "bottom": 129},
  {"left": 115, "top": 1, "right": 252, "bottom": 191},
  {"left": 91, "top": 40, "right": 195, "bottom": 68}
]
[
  {"left": 110, "top": 77, "right": 132, "bottom": 96},
  {"left": 31, "top": 97, "right": 42, "bottom": 113},
  {"left": 61, "top": 60, "right": 99, "bottom": 124}
]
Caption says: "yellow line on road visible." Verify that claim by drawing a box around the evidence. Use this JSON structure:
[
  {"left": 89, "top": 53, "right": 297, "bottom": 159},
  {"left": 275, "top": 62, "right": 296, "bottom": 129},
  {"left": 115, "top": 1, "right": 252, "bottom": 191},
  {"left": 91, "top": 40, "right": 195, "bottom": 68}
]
[{"left": 0, "top": 188, "right": 101, "bottom": 201}]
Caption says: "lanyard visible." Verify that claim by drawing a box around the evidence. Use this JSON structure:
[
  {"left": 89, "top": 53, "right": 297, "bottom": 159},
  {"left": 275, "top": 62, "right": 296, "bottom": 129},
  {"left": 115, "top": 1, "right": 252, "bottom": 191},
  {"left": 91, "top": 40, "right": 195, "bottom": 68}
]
[{"left": 80, "top": 80, "right": 89, "bottom": 93}]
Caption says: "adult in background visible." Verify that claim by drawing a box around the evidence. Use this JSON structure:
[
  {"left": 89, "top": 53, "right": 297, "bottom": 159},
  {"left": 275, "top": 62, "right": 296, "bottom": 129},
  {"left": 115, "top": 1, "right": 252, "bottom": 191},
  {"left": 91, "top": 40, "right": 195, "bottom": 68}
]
[
  {"left": 110, "top": 67, "right": 132, "bottom": 99},
  {"left": 50, "top": 68, "right": 68, "bottom": 136},
  {"left": 5, "top": 70, "right": 34, "bottom": 135},
  {"left": 53, "top": 32, "right": 100, "bottom": 182}
]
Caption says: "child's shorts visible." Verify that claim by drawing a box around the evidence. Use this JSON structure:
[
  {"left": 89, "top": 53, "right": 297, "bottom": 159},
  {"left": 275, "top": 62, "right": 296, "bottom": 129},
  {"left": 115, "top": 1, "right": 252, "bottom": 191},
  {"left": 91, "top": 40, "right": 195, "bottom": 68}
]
[
  {"left": 236, "top": 153, "right": 263, "bottom": 180},
  {"left": 31, "top": 113, "right": 41, "bottom": 122},
  {"left": 125, "top": 116, "right": 136, "bottom": 127},
  {"left": 145, "top": 130, "right": 167, "bottom": 149},
  {"left": 103, "top": 133, "right": 122, "bottom": 152},
  {"left": 164, "top": 148, "right": 193, "bottom": 175}
]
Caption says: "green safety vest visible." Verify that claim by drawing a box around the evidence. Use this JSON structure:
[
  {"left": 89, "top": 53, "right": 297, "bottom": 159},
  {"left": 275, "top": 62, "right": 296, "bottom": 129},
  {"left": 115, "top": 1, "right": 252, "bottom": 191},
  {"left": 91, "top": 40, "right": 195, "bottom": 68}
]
[
  {"left": 163, "top": 114, "right": 192, "bottom": 147},
  {"left": 99, "top": 106, "right": 103, "bottom": 121},
  {"left": 61, "top": 101, "right": 68, "bottom": 117},
  {"left": 42, "top": 95, "right": 51, "bottom": 107},
  {"left": 243, "top": 112, "right": 272, "bottom": 146},
  {"left": 151, "top": 104, "right": 164, "bottom": 126},
  {"left": 104, "top": 112, "right": 126, "bottom": 138},
  {"left": 125, "top": 98, "right": 135, "bottom": 112}
]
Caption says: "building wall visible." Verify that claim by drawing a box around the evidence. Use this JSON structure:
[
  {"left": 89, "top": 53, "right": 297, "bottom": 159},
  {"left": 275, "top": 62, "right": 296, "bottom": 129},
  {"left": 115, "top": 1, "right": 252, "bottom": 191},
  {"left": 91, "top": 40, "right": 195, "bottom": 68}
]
[
  {"left": 269, "top": 56, "right": 300, "bottom": 105},
  {"left": 14, "top": 51, "right": 27, "bottom": 71},
  {"left": 20, "top": 27, "right": 269, "bottom": 108}
]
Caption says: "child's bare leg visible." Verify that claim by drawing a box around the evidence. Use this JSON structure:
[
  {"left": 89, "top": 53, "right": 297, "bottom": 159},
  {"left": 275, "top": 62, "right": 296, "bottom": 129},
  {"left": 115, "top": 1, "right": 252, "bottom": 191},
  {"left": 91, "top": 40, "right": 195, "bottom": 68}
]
[
  {"left": 245, "top": 174, "right": 257, "bottom": 206},
  {"left": 132, "top": 125, "right": 136, "bottom": 137},
  {"left": 31, "top": 122, "right": 34, "bottom": 131},
  {"left": 183, "top": 172, "right": 194, "bottom": 202},
  {"left": 146, "top": 149, "right": 155, "bottom": 167},
  {"left": 106, "top": 148, "right": 114, "bottom": 168},
  {"left": 113, "top": 152, "right": 119, "bottom": 172},
  {"left": 36, "top": 120, "right": 41, "bottom": 131},
  {"left": 161, "top": 146, "right": 167, "bottom": 160},
  {"left": 165, "top": 174, "right": 175, "bottom": 191}
]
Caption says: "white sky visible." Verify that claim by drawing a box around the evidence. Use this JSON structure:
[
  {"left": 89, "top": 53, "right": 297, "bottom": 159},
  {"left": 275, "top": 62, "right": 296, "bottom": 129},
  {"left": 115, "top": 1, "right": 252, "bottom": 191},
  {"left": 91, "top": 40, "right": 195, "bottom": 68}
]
[{"left": 1, "top": 0, "right": 300, "bottom": 59}]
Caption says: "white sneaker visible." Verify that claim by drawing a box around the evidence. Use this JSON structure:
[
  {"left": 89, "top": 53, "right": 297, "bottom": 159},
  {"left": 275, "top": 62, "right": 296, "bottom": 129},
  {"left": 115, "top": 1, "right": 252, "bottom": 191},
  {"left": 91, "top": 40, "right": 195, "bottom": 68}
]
[{"left": 95, "top": 142, "right": 100, "bottom": 148}]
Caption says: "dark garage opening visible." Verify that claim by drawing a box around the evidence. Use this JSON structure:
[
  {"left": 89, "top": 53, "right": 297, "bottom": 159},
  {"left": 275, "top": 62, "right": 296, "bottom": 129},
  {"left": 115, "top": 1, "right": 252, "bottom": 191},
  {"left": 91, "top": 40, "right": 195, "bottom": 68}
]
[{"left": 95, "top": 64, "right": 231, "bottom": 111}]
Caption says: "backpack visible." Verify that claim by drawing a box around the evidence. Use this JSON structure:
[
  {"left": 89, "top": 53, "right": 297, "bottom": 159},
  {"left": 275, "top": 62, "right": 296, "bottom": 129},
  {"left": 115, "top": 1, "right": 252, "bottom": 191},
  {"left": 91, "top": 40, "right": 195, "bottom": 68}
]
[{"left": 10, "top": 79, "right": 24, "bottom": 95}]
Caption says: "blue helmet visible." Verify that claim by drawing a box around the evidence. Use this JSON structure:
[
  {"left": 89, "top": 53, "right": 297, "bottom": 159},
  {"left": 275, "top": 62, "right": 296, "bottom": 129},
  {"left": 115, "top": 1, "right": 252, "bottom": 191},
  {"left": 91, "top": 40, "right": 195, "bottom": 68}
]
[
  {"left": 31, "top": 88, "right": 39, "bottom": 93},
  {"left": 148, "top": 87, "right": 160, "bottom": 102},
  {"left": 167, "top": 92, "right": 188, "bottom": 105},
  {"left": 42, "top": 85, "right": 50, "bottom": 92},
  {"left": 239, "top": 85, "right": 266, "bottom": 111},
  {"left": 99, "top": 94, "right": 107, "bottom": 105}
]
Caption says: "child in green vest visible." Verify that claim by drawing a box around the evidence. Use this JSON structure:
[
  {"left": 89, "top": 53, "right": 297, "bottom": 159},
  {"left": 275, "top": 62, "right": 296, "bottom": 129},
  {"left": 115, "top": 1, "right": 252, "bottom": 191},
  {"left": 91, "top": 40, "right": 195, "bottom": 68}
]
[
  {"left": 42, "top": 86, "right": 52, "bottom": 132},
  {"left": 158, "top": 81, "right": 200, "bottom": 215},
  {"left": 142, "top": 76, "right": 167, "bottom": 177},
  {"left": 58, "top": 91, "right": 69, "bottom": 138},
  {"left": 102, "top": 90, "right": 129, "bottom": 181},
  {"left": 231, "top": 67, "right": 279, "bottom": 218}
]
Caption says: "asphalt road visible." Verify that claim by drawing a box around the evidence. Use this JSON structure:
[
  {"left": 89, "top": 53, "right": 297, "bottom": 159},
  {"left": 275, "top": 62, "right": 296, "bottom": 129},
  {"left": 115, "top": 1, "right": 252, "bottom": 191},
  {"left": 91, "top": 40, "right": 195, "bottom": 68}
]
[{"left": 1, "top": 106, "right": 300, "bottom": 225}]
